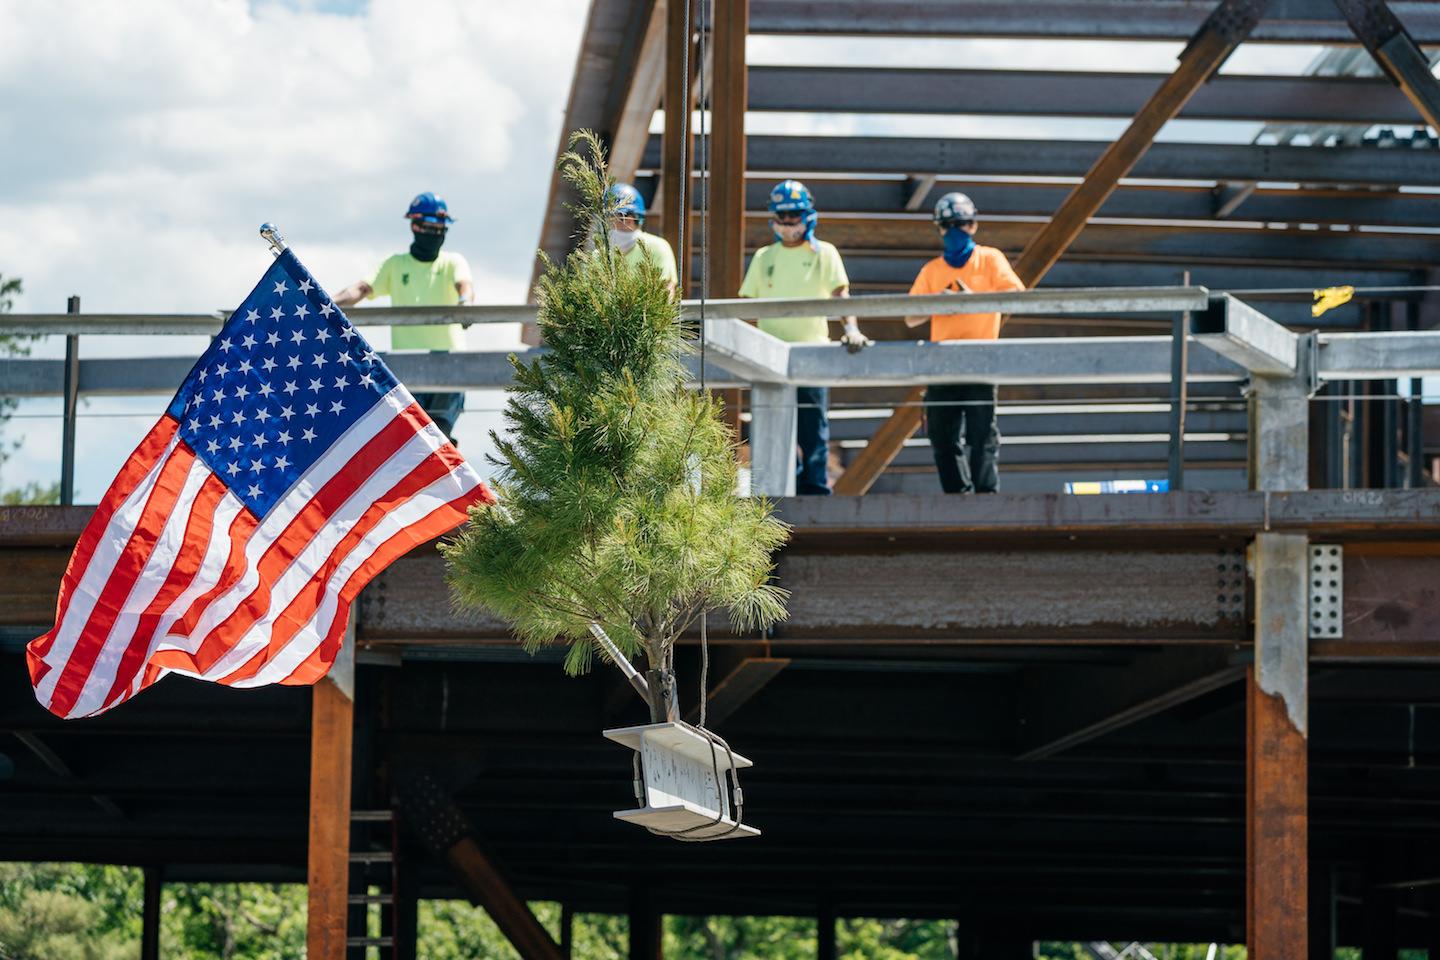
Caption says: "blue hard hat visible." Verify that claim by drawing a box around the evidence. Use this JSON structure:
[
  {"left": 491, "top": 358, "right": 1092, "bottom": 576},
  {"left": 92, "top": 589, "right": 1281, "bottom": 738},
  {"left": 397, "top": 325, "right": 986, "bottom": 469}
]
[
  {"left": 405, "top": 192, "right": 454, "bottom": 225},
  {"left": 933, "top": 192, "right": 978, "bottom": 227},
  {"left": 608, "top": 183, "right": 646, "bottom": 221},
  {"left": 768, "top": 179, "right": 814, "bottom": 214}
]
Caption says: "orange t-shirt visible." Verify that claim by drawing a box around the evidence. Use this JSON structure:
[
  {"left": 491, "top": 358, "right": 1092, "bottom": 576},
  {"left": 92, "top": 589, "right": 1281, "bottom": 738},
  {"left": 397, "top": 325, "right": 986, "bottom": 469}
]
[{"left": 907, "top": 246, "right": 1025, "bottom": 341}]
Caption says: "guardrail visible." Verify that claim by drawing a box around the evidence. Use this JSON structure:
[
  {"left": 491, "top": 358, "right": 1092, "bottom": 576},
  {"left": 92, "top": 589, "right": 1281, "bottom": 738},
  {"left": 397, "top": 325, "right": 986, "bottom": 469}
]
[{"left": 2, "top": 287, "right": 1436, "bottom": 498}]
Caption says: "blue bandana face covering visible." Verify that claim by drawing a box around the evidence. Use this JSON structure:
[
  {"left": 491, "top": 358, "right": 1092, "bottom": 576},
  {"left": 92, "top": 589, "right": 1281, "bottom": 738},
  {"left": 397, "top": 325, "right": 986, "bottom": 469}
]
[{"left": 942, "top": 227, "right": 975, "bottom": 268}]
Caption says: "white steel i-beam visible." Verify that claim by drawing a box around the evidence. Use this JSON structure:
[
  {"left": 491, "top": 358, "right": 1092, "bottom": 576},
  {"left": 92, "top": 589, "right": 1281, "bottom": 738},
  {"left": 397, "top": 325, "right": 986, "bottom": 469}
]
[{"left": 1193, "top": 294, "right": 1298, "bottom": 378}]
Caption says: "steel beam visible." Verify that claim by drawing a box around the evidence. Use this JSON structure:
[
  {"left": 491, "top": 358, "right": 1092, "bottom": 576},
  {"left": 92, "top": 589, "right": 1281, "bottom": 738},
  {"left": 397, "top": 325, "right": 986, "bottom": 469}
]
[
  {"left": 13, "top": 326, "right": 1440, "bottom": 402},
  {"left": 532, "top": 0, "right": 657, "bottom": 282},
  {"left": 1332, "top": 0, "right": 1440, "bottom": 132},
  {"left": 836, "top": 257, "right": 1419, "bottom": 294},
  {"left": 643, "top": 135, "right": 1440, "bottom": 188},
  {"left": 748, "top": 66, "right": 1420, "bottom": 125},
  {"left": 746, "top": 0, "right": 1440, "bottom": 42},
  {"left": 750, "top": 383, "right": 798, "bottom": 496},
  {"left": 785, "top": 337, "right": 1246, "bottom": 387},
  {"left": 707, "top": 0, "right": 748, "bottom": 300},
  {"left": 1013, "top": 0, "right": 1268, "bottom": 285},
  {"left": 696, "top": 286, "right": 1211, "bottom": 321},
  {"left": 141, "top": 866, "right": 161, "bottom": 960},
  {"left": 306, "top": 677, "right": 353, "bottom": 960},
  {"left": 684, "top": 657, "right": 790, "bottom": 727},
  {"left": 702, "top": 317, "right": 790, "bottom": 381},
  {"left": 398, "top": 773, "right": 564, "bottom": 960},
  {"left": 1319, "top": 331, "right": 1440, "bottom": 380},
  {"left": 832, "top": 0, "right": 1263, "bottom": 512},
  {"left": 1192, "top": 296, "right": 1299, "bottom": 377},
  {"left": 608, "top": 0, "right": 666, "bottom": 184},
  {"left": 685, "top": 177, "right": 1440, "bottom": 229},
  {"left": 662, "top": 0, "right": 696, "bottom": 295},
  {"left": 742, "top": 215, "right": 1440, "bottom": 270},
  {"left": 1016, "top": 647, "right": 1247, "bottom": 761}
]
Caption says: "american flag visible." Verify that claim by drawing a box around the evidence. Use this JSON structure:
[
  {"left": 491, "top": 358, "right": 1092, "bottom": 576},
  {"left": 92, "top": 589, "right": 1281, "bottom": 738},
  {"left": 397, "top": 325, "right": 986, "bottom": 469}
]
[{"left": 26, "top": 249, "right": 494, "bottom": 719}]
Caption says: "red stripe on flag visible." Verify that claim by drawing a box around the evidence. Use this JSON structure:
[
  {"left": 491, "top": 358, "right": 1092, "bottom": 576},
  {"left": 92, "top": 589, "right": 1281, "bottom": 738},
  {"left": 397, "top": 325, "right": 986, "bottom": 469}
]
[
  {"left": 150, "top": 504, "right": 260, "bottom": 673},
  {"left": 46, "top": 441, "right": 198, "bottom": 718},
  {"left": 181, "top": 404, "right": 427, "bottom": 672},
  {"left": 95, "top": 473, "right": 229, "bottom": 715},
  {"left": 281, "top": 485, "right": 489, "bottom": 686},
  {"left": 216, "top": 444, "right": 474, "bottom": 685},
  {"left": 25, "top": 416, "right": 179, "bottom": 686}
]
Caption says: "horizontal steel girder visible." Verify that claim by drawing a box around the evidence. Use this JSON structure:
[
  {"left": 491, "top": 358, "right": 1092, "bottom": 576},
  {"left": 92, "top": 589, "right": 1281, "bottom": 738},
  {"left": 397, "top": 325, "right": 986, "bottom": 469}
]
[
  {"left": 745, "top": 0, "right": 1440, "bottom": 43},
  {"left": 637, "top": 177, "right": 1440, "bottom": 230},
  {"left": 748, "top": 67, "right": 1421, "bottom": 125},
  {"left": 642, "top": 135, "right": 1440, "bottom": 189}
]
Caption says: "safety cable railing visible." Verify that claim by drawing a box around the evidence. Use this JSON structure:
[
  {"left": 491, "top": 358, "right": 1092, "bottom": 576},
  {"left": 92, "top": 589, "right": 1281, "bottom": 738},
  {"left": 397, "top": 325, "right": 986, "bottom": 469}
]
[{"left": 2, "top": 286, "right": 1437, "bottom": 498}]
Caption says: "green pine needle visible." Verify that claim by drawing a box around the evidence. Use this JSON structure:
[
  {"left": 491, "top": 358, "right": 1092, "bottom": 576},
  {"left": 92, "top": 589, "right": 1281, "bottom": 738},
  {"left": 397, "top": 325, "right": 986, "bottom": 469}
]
[{"left": 442, "top": 130, "right": 790, "bottom": 678}]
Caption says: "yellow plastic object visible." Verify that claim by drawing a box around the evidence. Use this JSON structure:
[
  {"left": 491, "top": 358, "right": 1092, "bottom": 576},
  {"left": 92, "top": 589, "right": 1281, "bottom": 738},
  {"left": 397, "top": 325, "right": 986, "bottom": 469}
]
[{"left": 1312, "top": 285, "right": 1354, "bottom": 318}]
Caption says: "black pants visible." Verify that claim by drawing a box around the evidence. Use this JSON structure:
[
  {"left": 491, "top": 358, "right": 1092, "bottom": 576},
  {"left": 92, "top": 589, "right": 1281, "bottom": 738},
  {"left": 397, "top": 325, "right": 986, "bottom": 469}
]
[
  {"left": 414, "top": 391, "right": 465, "bottom": 441},
  {"left": 924, "top": 383, "right": 999, "bottom": 494}
]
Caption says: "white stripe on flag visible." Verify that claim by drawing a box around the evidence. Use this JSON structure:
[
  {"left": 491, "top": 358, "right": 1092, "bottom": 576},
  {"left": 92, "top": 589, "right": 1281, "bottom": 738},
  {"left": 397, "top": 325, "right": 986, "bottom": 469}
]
[
  {"left": 33, "top": 433, "right": 181, "bottom": 705},
  {"left": 230, "top": 458, "right": 485, "bottom": 688},
  {"left": 145, "top": 492, "right": 248, "bottom": 665},
  {"left": 201, "top": 422, "right": 449, "bottom": 679},
  {"left": 173, "top": 388, "right": 403, "bottom": 647},
  {"left": 64, "top": 458, "right": 213, "bottom": 718}
]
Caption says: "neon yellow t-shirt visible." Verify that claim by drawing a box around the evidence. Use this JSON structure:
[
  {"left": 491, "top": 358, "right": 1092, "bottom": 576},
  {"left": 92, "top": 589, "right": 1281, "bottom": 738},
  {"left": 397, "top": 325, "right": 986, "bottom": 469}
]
[
  {"left": 621, "top": 232, "right": 678, "bottom": 287},
  {"left": 366, "top": 251, "right": 472, "bottom": 351},
  {"left": 737, "top": 240, "right": 848, "bottom": 343}
]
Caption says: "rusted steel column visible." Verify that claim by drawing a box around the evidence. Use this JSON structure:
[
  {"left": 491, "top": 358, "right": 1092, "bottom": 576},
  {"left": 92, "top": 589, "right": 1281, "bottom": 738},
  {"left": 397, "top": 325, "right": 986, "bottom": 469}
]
[
  {"left": 1248, "top": 363, "right": 1310, "bottom": 958},
  {"left": 307, "top": 675, "right": 354, "bottom": 960},
  {"left": 707, "top": 0, "right": 748, "bottom": 300},
  {"left": 705, "top": 0, "right": 748, "bottom": 449},
  {"left": 1248, "top": 535, "right": 1309, "bottom": 958},
  {"left": 662, "top": 0, "right": 694, "bottom": 296}
]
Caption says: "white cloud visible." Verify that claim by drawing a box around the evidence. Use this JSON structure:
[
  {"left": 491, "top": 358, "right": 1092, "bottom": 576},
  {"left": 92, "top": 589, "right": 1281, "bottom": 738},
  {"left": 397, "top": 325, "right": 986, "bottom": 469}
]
[
  {"left": 0, "top": 0, "right": 586, "bottom": 495},
  {"left": 0, "top": 0, "right": 586, "bottom": 314}
]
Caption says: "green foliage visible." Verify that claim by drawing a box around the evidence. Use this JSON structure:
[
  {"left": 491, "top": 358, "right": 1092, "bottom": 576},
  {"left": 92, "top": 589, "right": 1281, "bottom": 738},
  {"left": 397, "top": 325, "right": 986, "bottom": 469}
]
[
  {"left": 443, "top": 131, "right": 788, "bottom": 687},
  {"left": 1, "top": 482, "right": 61, "bottom": 505},
  {"left": 0, "top": 863, "right": 139, "bottom": 960},
  {"left": 161, "top": 882, "right": 306, "bottom": 958}
]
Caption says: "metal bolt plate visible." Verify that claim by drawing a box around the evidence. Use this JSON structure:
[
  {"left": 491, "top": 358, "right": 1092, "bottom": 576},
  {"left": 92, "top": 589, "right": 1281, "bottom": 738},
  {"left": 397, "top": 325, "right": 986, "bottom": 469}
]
[{"left": 1308, "top": 544, "right": 1343, "bottom": 640}]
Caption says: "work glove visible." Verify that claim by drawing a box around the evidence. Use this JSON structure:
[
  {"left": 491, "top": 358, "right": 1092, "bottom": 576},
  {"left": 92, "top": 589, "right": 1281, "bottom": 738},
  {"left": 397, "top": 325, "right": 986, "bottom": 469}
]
[{"left": 840, "top": 329, "right": 873, "bottom": 353}]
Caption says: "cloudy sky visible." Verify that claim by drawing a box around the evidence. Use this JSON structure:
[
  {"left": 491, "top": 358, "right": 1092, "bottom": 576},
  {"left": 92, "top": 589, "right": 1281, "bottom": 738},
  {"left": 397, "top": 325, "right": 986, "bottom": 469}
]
[{"left": 0, "top": 1, "right": 1328, "bottom": 498}]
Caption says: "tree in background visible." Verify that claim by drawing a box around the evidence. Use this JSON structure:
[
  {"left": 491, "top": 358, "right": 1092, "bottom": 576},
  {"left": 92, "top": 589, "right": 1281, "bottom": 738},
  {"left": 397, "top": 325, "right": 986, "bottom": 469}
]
[
  {"left": 444, "top": 131, "right": 788, "bottom": 722},
  {"left": 0, "top": 273, "right": 59, "bottom": 505},
  {"left": 0, "top": 862, "right": 139, "bottom": 960}
]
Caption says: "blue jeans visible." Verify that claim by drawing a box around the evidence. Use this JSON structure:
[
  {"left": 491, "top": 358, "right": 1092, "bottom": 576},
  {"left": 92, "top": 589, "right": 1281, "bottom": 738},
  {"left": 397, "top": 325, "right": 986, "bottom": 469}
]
[{"left": 796, "top": 385, "right": 831, "bottom": 495}]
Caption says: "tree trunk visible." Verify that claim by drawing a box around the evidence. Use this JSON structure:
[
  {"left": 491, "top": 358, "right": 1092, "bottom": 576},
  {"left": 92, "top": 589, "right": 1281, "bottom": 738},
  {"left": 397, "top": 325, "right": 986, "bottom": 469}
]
[{"left": 645, "top": 668, "right": 678, "bottom": 723}]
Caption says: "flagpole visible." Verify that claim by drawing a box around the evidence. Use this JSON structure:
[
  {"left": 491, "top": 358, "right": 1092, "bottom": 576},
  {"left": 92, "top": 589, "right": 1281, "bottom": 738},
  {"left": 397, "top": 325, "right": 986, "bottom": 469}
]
[{"left": 259, "top": 223, "right": 287, "bottom": 256}]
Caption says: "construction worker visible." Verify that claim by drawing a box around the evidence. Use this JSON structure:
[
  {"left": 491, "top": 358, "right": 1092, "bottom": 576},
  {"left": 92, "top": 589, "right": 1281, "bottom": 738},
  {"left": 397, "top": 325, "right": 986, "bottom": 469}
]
[
  {"left": 905, "top": 192, "right": 1024, "bottom": 494},
  {"left": 607, "top": 183, "right": 678, "bottom": 292},
  {"left": 332, "top": 192, "right": 473, "bottom": 438},
  {"left": 739, "top": 179, "right": 871, "bottom": 495}
]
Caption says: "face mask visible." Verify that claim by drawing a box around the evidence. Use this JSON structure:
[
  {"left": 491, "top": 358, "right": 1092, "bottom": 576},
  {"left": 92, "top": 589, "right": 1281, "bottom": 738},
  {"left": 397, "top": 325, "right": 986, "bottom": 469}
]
[
  {"left": 410, "top": 228, "right": 446, "bottom": 262},
  {"left": 609, "top": 227, "right": 640, "bottom": 253},
  {"left": 773, "top": 220, "right": 807, "bottom": 245},
  {"left": 942, "top": 226, "right": 976, "bottom": 268}
]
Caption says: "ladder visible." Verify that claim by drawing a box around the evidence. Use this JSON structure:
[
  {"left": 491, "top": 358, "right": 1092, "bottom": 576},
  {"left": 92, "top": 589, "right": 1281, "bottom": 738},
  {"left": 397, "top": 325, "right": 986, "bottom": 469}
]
[{"left": 346, "top": 809, "right": 398, "bottom": 957}]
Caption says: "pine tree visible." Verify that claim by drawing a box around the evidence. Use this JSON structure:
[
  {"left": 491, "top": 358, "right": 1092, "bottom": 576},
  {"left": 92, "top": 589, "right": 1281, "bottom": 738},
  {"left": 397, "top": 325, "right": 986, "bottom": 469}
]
[{"left": 443, "top": 131, "right": 789, "bottom": 723}]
